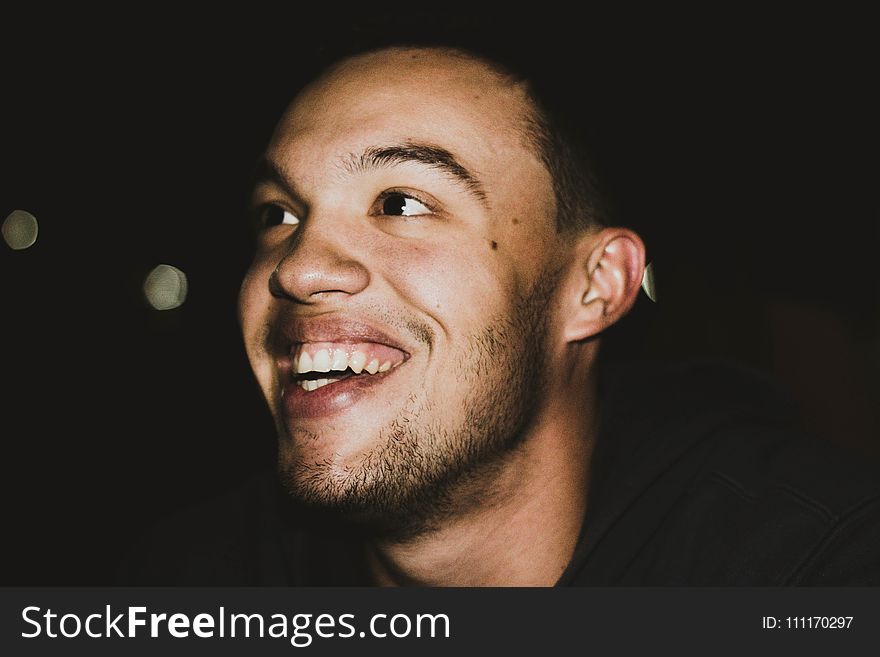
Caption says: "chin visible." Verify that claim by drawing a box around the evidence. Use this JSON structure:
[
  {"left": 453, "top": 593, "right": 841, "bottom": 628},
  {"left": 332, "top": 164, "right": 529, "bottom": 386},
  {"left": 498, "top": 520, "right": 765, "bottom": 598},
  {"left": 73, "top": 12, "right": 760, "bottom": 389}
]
[{"left": 279, "top": 421, "right": 386, "bottom": 473}]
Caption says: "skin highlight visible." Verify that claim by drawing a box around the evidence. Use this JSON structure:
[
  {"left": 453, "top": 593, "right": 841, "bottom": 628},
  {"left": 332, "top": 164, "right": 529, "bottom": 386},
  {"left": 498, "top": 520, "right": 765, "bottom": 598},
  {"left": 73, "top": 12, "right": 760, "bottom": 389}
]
[{"left": 238, "top": 47, "right": 645, "bottom": 585}]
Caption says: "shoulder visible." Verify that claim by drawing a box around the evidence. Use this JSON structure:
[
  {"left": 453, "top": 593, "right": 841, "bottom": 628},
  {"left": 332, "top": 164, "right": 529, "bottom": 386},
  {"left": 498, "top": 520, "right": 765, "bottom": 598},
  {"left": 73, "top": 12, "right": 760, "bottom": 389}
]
[
  {"left": 576, "top": 360, "right": 880, "bottom": 585},
  {"left": 696, "top": 408, "right": 880, "bottom": 585}
]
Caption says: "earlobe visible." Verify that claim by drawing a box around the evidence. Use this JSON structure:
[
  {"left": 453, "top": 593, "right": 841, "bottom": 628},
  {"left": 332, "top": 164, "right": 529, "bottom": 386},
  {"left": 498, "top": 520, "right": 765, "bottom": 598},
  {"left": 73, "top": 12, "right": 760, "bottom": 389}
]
[{"left": 563, "top": 228, "right": 646, "bottom": 343}]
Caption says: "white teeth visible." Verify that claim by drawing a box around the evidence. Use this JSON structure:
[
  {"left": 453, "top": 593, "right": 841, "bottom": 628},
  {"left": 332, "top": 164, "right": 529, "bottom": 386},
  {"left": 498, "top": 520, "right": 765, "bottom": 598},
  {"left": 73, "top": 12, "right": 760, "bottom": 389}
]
[
  {"left": 298, "top": 377, "right": 340, "bottom": 392},
  {"left": 349, "top": 351, "right": 367, "bottom": 374},
  {"left": 296, "top": 351, "right": 313, "bottom": 374},
  {"left": 330, "top": 349, "right": 349, "bottom": 371},
  {"left": 312, "top": 349, "right": 331, "bottom": 372},
  {"left": 294, "top": 345, "right": 403, "bottom": 379}
]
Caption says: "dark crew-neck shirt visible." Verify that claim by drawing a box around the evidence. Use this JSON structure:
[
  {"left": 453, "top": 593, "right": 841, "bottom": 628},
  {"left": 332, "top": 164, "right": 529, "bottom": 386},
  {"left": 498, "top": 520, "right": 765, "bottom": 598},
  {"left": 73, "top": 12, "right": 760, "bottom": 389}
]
[{"left": 120, "top": 361, "right": 880, "bottom": 586}]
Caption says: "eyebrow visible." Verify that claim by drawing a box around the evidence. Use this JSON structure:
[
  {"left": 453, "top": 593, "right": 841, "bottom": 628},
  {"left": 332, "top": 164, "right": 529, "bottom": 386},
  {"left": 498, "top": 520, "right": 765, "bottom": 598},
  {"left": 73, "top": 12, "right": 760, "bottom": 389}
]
[
  {"left": 344, "top": 142, "right": 489, "bottom": 206},
  {"left": 252, "top": 141, "right": 489, "bottom": 207}
]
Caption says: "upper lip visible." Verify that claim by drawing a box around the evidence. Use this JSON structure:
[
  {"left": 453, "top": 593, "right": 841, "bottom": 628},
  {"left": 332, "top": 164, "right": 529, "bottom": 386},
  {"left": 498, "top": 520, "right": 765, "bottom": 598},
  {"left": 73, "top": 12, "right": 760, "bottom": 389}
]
[{"left": 275, "top": 315, "right": 413, "bottom": 356}]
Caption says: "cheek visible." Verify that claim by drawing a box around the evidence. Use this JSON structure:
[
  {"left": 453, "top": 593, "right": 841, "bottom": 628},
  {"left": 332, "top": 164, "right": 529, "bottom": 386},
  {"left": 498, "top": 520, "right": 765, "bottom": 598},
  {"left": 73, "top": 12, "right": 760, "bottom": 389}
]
[
  {"left": 238, "top": 262, "right": 272, "bottom": 349},
  {"left": 238, "top": 264, "right": 280, "bottom": 404},
  {"left": 380, "top": 238, "right": 514, "bottom": 329}
]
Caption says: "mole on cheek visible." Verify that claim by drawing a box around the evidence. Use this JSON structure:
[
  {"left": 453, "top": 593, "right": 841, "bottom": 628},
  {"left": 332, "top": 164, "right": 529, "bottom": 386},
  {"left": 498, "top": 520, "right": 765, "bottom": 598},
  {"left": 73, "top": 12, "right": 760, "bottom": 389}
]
[
  {"left": 490, "top": 240, "right": 498, "bottom": 250},
  {"left": 512, "top": 218, "right": 520, "bottom": 225}
]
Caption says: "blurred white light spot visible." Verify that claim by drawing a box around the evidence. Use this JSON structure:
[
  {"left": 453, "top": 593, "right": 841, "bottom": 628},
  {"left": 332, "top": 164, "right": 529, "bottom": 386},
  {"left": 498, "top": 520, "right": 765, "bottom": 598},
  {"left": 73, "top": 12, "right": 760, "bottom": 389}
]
[
  {"left": 641, "top": 261, "right": 657, "bottom": 302},
  {"left": 144, "top": 264, "right": 188, "bottom": 310},
  {"left": 2, "top": 210, "right": 39, "bottom": 250}
]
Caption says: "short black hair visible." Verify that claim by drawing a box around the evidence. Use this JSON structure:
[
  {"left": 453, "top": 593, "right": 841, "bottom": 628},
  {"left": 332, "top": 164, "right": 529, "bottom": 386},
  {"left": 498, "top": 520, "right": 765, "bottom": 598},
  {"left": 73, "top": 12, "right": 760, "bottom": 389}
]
[{"left": 293, "top": 13, "right": 612, "bottom": 235}]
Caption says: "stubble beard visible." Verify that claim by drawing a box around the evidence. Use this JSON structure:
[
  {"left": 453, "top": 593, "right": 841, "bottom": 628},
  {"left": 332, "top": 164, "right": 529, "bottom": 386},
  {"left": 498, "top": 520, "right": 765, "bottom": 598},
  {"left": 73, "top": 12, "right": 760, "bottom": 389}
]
[{"left": 277, "top": 269, "right": 560, "bottom": 540}]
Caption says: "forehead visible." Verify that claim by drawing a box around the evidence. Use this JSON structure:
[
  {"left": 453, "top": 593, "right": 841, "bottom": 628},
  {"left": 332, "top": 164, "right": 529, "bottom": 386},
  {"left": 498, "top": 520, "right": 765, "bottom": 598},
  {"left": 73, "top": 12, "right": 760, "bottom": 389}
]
[{"left": 266, "top": 48, "right": 547, "bottom": 192}]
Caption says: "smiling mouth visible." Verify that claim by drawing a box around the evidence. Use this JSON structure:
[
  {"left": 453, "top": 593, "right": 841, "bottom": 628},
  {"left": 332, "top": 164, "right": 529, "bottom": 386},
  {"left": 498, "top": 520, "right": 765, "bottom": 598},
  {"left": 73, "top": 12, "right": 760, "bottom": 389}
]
[{"left": 290, "top": 341, "right": 408, "bottom": 392}]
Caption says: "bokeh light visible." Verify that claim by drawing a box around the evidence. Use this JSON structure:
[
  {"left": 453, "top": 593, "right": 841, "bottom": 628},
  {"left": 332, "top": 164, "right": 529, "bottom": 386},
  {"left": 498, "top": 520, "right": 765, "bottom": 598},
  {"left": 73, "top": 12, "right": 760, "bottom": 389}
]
[
  {"left": 144, "top": 264, "right": 188, "bottom": 310},
  {"left": 2, "top": 210, "right": 39, "bottom": 250},
  {"left": 641, "top": 262, "right": 657, "bottom": 303}
]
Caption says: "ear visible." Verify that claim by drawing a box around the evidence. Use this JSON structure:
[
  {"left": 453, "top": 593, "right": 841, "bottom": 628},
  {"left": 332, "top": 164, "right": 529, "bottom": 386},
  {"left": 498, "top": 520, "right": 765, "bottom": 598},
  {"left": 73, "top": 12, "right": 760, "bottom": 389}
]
[{"left": 562, "top": 228, "right": 646, "bottom": 343}]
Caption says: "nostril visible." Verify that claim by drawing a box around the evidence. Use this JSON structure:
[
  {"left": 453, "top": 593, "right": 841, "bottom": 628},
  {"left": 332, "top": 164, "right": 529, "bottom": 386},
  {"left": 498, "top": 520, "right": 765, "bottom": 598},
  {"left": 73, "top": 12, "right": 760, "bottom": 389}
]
[{"left": 268, "top": 266, "right": 287, "bottom": 298}]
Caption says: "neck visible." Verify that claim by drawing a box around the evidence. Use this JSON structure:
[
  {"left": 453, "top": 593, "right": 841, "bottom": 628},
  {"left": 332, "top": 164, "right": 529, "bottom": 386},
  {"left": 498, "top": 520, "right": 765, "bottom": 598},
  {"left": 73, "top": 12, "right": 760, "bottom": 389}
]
[{"left": 365, "top": 376, "right": 598, "bottom": 586}]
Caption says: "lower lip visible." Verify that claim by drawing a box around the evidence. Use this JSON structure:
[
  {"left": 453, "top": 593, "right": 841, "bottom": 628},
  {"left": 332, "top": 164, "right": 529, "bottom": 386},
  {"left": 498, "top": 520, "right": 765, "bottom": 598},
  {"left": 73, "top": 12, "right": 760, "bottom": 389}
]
[{"left": 281, "top": 366, "right": 402, "bottom": 420}]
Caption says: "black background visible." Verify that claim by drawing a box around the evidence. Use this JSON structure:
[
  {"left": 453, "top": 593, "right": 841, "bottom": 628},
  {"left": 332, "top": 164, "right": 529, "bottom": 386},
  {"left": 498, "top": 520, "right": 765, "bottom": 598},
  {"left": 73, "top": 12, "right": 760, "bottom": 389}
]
[{"left": 2, "top": 9, "right": 877, "bottom": 584}]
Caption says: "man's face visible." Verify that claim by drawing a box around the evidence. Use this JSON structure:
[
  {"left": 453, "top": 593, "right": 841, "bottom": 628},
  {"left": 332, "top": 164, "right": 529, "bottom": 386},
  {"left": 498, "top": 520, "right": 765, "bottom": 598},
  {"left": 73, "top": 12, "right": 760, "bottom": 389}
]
[{"left": 239, "top": 49, "right": 566, "bottom": 531}]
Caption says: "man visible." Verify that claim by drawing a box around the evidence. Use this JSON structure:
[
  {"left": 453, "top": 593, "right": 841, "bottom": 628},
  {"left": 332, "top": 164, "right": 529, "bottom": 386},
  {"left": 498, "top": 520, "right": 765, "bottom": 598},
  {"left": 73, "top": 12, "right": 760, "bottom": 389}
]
[
  {"left": 123, "top": 39, "right": 880, "bottom": 586},
  {"left": 239, "top": 44, "right": 645, "bottom": 586}
]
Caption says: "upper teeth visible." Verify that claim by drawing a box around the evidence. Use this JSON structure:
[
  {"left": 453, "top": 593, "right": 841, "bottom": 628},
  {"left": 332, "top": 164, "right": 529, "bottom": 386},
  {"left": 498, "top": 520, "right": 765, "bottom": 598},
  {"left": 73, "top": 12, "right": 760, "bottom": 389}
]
[{"left": 293, "top": 347, "right": 399, "bottom": 377}]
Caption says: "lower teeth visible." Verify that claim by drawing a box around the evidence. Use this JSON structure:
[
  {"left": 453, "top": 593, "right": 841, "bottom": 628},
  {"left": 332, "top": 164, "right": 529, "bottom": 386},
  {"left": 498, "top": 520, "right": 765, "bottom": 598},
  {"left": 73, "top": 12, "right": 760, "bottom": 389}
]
[
  {"left": 296, "top": 369, "right": 362, "bottom": 392},
  {"left": 299, "top": 377, "right": 336, "bottom": 392}
]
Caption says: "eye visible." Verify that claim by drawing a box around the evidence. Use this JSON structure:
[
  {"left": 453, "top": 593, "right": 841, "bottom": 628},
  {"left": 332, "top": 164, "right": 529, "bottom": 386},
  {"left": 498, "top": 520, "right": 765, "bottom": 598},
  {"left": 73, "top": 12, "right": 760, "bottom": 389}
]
[
  {"left": 380, "top": 193, "right": 432, "bottom": 217},
  {"left": 259, "top": 205, "right": 300, "bottom": 227}
]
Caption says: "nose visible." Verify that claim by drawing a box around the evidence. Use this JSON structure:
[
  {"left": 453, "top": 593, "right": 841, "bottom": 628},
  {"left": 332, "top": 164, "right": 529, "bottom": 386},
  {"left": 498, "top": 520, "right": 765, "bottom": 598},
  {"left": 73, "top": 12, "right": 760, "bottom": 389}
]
[{"left": 268, "top": 217, "right": 370, "bottom": 304}]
